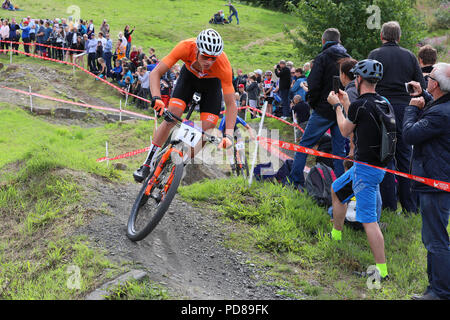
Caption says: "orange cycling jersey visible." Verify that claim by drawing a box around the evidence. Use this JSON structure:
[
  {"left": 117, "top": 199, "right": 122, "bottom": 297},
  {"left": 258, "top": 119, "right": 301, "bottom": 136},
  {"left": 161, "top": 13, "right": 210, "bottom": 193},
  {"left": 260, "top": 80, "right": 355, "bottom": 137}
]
[{"left": 161, "top": 38, "right": 235, "bottom": 95}]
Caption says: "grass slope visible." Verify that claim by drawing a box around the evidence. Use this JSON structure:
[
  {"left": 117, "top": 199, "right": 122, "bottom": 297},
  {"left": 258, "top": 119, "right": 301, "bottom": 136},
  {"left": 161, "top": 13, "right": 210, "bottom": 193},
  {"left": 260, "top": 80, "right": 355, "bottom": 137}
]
[
  {"left": 0, "top": 102, "right": 161, "bottom": 299},
  {"left": 179, "top": 177, "right": 450, "bottom": 300},
  {"left": 3, "top": 0, "right": 302, "bottom": 72}
]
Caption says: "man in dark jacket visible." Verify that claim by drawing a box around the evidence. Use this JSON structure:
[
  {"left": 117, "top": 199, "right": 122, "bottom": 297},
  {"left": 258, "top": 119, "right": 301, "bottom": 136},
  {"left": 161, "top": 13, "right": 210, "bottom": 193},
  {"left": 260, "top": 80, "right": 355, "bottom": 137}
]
[
  {"left": 403, "top": 63, "right": 450, "bottom": 300},
  {"left": 275, "top": 60, "right": 292, "bottom": 119},
  {"left": 286, "top": 28, "right": 350, "bottom": 189},
  {"left": 368, "top": 21, "right": 426, "bottom": 214}
]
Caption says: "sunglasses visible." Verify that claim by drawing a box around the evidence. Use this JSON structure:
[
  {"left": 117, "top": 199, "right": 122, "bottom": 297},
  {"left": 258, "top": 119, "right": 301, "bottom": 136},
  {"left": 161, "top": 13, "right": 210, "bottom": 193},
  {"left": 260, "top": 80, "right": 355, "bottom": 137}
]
[
  {"left": 425, "top": 74, "right": 436, "bottom": 83},
  {"left": 200, "top": 54, "right": 217, "bottom": 62}
]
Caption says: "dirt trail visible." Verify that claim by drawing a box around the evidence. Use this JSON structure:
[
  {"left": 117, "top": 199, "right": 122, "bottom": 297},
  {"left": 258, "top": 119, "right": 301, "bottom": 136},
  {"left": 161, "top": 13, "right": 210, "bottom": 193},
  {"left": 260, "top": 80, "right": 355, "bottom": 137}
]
[{"left": 76, "top": 174, "right": 289, "bottom": 300}]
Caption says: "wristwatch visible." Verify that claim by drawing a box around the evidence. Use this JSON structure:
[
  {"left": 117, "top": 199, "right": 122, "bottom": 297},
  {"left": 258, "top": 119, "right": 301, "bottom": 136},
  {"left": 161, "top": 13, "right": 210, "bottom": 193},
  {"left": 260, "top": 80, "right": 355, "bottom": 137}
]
[{"left": 332, "top": 103, "right": 343, "bottom": 111}]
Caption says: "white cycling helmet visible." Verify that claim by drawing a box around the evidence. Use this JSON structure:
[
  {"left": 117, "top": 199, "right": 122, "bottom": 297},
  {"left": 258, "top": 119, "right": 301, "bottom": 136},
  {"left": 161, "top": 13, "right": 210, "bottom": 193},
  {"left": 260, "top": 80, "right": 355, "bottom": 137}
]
[{"left": 196, "top": 28, "right": 224, "bottom": 57}]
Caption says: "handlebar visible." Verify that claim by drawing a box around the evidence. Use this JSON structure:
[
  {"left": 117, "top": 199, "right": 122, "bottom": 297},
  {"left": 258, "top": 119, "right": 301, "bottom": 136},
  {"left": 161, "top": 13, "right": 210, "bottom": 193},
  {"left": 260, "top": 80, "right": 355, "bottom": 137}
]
[{"left": 162, "top": 109, "right": 221, "bottom": 146}]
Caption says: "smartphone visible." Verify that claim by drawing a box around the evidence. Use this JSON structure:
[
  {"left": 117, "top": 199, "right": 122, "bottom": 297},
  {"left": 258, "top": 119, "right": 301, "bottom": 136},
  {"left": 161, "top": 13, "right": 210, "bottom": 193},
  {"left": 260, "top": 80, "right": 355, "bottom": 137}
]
[
  {"left": 333, "top": 76, "right": 341, "bottom": 94},
  {"left": 405, "top": 83, "right": 415, "bottom": 94}
]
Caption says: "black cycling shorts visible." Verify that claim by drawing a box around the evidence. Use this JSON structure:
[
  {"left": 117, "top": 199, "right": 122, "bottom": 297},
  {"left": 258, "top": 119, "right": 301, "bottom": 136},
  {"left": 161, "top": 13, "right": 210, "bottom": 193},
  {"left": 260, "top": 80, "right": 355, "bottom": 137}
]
[{"left": 169, "top": 65, "right": 222, "bottom": 124}]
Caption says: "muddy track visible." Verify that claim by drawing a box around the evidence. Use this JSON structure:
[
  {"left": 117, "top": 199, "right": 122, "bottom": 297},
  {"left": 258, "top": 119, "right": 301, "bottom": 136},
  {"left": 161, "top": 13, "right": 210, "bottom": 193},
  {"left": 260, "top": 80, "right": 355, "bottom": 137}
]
[{"left": 76, "top": 174, "right": 292, "bottom": 300}]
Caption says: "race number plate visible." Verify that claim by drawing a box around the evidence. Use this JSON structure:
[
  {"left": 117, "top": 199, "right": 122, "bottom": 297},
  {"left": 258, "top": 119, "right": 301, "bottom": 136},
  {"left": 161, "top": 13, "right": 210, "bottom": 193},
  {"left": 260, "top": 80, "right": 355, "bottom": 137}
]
[{"left": 175, "top": 121, "right": 202, "bottom": 148}]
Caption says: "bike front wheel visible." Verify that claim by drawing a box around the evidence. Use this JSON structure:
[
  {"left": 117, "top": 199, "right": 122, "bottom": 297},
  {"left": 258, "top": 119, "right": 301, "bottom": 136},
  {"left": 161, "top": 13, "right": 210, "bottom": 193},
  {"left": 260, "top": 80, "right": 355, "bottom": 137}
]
[{"left": 127, "top": 150, "right": 184, "bottom": 241}]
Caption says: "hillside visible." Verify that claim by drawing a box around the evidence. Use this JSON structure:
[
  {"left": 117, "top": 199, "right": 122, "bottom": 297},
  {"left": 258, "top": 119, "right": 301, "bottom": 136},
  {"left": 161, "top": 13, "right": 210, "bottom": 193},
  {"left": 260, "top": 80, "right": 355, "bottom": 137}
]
[{"left": 3, "top": 0, "right": 303, "bottom": 73}]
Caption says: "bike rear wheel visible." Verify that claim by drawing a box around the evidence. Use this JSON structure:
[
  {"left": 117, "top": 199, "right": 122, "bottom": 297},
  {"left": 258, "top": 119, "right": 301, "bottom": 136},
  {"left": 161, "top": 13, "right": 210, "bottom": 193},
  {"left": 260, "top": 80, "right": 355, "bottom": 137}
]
[{"left": 127, "top": 150, "right": 184, "bottom": 241}]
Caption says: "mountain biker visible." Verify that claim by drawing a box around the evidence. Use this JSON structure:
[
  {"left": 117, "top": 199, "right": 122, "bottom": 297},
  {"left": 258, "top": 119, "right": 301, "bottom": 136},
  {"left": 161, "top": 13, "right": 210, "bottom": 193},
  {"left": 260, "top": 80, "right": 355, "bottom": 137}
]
[{"left": 133, "top": 28, "right": 238, "bottom": 183}]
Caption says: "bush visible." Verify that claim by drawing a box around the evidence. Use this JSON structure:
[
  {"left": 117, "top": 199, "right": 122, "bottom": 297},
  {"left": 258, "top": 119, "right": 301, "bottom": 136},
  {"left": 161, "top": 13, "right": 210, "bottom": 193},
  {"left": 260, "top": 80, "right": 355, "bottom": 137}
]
[
  {"left": 286, "top": 0, "right": 427, "bottom": 61},
  {"left": 433, "top": 1, "right": 450, "bottom": 29}
]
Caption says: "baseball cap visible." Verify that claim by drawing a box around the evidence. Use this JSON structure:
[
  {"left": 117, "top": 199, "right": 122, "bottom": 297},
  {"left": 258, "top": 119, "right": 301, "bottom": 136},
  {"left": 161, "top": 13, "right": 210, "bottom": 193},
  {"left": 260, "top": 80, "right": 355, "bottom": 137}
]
[{"left": 238, "top": 84, "right": 244, "bottom": 88}]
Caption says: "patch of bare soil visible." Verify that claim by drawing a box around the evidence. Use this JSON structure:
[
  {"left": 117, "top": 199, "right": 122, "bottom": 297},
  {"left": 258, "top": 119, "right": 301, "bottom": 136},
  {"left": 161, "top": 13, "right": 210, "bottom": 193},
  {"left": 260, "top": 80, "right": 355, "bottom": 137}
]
[{"left": 73, "top": 170, "right": 295, "bottom": 300}]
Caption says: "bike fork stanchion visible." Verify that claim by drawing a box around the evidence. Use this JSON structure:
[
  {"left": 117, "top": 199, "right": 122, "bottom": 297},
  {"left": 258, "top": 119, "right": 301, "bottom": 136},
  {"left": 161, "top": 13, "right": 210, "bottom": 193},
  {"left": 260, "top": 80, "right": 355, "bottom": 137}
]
[{"left": 248, "top": 101, "right": 267, "bottom": 187}]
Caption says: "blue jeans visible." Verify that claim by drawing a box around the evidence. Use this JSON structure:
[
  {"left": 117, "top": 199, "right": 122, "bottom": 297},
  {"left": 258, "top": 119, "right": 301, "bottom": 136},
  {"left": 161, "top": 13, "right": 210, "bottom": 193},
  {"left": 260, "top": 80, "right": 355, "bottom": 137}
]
[
  {"left": 288, "top": 110, "right": 346, "bottom": 187},
  {"left": 126, "top": 42, "right": 131, "bottom": 59},
  {"left": 380, "top": 103, "right": 417, "bottom": 213},
  {"left": 419, "top": 192, "right": 450, "bottom": 299},
  {"left": 228, "top": 12, "right": 239, "bottom": 24},
  {"left": 103, "top": 51, "right": 112, "bottom": 77},
  {"left": 279, "top": 88, "right": 290, "bottom": 117}
]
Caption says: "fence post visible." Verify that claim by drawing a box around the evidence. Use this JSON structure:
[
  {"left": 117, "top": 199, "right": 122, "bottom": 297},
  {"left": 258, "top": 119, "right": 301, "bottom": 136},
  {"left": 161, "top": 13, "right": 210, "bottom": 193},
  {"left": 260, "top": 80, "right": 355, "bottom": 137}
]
[
  {"left": 106, "top": 141, "right": 109, "bottom": 167},
  {"left": 9, "top": 42, "right": 12, "bottom": 64},
  {"left": 292, "top": 110, "right": 297, "bottom": 143},
  {"left": 29, "top": 86, "right": 33, "bottom": 113},
  {"left": 119, "top": 100, "right": 122, "bottom": 122},
  {"left": 248, "top": 101, "right": 268, "bottom": 187}
]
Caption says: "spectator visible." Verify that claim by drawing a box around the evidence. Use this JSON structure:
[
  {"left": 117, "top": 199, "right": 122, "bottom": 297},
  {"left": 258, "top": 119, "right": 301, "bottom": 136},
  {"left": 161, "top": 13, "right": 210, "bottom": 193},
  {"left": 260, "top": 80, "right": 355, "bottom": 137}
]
[
  {"left": 274, "top": 60, "right": 292, "bottom": 120},
  {"left": 290, "top": 68, "right": 307, "bottom": 102},
  {"left": 233, "top": 68, "right": 247, "bottom": 91},
  {"left": 19, "top": 20, "right": 30, "bottom": 53},
  {"left": 96, "top": 57, "right": 107, "bottom": 79},
  {"left": 286, "top": 28, "right": 350, "bottom": 189},
  {"left": 418, "top": 44, "right": 437, "bottom": 84},
  {"left": 247, "top": 73, "right": 259, "bottom": 118},
  {"left": 135, "top": 66, "right": 150, "bottom": 109},
  {"left": 110, "top": 59, "right": 123, "bottom": 82},
  {"left": 87, "top": 19, "right": 94, "bottom": 37},
  {"left": 115, "top": 38, "right": 126, "bottom": 61},
  {"left": 11, "top": 28, "right": 20, "bottom": 54},
  {"left": 303, "top": 62, "right": 311, "bottom": 77},
  {"left": 328, "top": 59, "right": 390, "bottom": 282},
  {"left": 73, "top": 35, "right": 84, "bottom": 67},
  {"left": 95, "top": 39, "right": 103, "bottom": 71},
  {"left": 66, "top": 25, "right": 78, "bottom": 63},
  {"left": 35, "top": 20, "right": 45, "bottom": 56},
  {"left": 291, "top": 94, "right": 310, "bottom": 132},
  {"left": 339, "top": 58, "right": 358, "bottom": 103},
  {"left": 0, "top": 19, "right": 10, "bottom": 54},
  {"left": 28, "top": 18, "right": 36, "bottom": 53},
  {"left": 119, "top": 65, "right": 134, "bottom": 88},
  {"left": 238, "top": 83, "right": 247, "bottom": 107},
  {"left": 43, "top": 21, "right": 52, "bottom": 58},
  {"left": 130, "top": 45, "right": 139, "bottom": 66},
  {"left": 100, "top": 19, "right": 110, "bottom": 36},
  {"left": 86, "top": 32, "right": 98, "bottom": 72},
  {"left": 8, "top": 18, "right": 18, "bottom": 52},
  {"left": 225, "top": 1, "right": 239, "bottom": 25},
  {"left": 403, "top": 63, "right": 450, "bottom": 300},
  {"left": 124, "top": 25, "right": 134, "bottom": 59},
  {"left": 368, "top": 21, "right": 426, "bottom": 215},
  {"left": 103, "top": 33, "right": 113, "bottom": 77},
  {"left": 263, "top": 70, "right": 275, "bottom": 115}
]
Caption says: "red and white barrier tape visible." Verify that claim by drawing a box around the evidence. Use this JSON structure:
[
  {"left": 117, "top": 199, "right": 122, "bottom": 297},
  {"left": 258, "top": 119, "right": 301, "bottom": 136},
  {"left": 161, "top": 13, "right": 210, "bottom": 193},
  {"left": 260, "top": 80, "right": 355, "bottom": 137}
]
[
  {"left": 0, "top": 85, "right": 156, "bottom": 121},
  {"left": 96, "top": 146, "right": 150, "bottom": 163},
  {"left": 258, "top": 136, "right": 450, "bottom": 192},
  {"left": 0, "top": 48, "right": 152, "bottom": 105},
  {"left": 0, "top": 39, "right": 84, "bottom": 52}
]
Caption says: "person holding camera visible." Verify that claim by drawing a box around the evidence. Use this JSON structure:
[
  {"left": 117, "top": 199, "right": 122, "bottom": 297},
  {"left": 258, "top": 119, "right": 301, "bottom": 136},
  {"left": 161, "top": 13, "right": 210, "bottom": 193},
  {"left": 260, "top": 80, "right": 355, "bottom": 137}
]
[
  {"left": 368, "top": 21, "right": 426, "bottom": 215},
  {"left": 403, "top": 63, "right": 450, "bottom": 300},
  {"left": 285, "top": 28, "right": 350, "bottom": 190},
  {"left": 327, "top": 59, "right": 390, "bottom": 282},
  {"left": 274, "top": 60, "right": 291, "bottom": 120}
]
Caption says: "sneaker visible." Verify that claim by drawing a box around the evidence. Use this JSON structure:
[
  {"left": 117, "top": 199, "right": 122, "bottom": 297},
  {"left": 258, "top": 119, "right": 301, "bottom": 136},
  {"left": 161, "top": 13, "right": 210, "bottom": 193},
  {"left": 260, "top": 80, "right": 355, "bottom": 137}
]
[
  {"left": 353, "top": 270, "right": 390, "bottom": 282},
  {"left": 133, "top": 165, "right": 151, "bottom": 183},
  {"left": 411, "top": 291, "right": 442, "bottom": 300}
]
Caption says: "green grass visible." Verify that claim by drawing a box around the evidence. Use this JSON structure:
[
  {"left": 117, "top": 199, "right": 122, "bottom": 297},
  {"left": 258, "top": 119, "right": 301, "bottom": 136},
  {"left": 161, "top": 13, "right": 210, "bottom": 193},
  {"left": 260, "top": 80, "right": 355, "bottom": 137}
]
[
  {"left": 4, "top": 0, "right": 303, "bottom": 73},
  {"left": 0, "top": 102, "right": 160, "bottom": 299},
  {"left": 104, "top": 276, "right": 170, "bottom": 300},
  {"left": 179, "top": 176, "right": 443, "bottom": 300}
]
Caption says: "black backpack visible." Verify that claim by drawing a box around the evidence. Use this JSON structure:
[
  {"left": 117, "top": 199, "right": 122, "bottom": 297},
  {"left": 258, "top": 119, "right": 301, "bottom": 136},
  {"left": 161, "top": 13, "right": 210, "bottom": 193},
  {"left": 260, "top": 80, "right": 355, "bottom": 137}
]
[
  {"left": 373, "top": 98, "right": 397, "bottom": 166},
  {"left": 305, "top": 163, "right": 336, "bottom": 207}
]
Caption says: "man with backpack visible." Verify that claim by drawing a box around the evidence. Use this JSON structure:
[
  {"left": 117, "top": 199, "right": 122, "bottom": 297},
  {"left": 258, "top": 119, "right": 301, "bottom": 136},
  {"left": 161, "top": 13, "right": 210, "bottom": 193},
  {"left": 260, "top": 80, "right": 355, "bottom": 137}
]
[{"left": 327, "top": 59, "right": 395, "bottom": 282}]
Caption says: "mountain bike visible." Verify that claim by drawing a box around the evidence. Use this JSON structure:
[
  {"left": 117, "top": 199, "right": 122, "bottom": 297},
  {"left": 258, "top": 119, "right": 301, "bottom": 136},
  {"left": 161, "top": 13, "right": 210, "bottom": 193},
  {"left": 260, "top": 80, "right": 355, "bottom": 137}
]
[
  {"left": 231, "top": 128, "right": 249, "bottom": 178},
  {"left": 127, "top": 93, "right": 221, "bottom": 241}
]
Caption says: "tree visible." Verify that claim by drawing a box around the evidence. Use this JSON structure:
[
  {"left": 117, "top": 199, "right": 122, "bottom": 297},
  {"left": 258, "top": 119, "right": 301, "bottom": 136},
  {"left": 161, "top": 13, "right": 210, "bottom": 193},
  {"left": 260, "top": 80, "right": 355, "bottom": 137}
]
[{"left": 285, "top": 0, "right": 427, "bottom": 61}]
